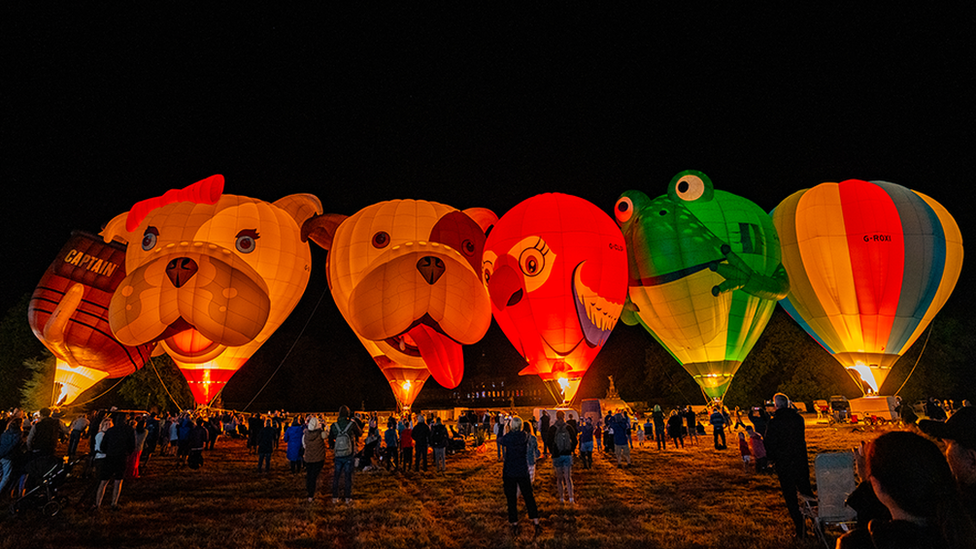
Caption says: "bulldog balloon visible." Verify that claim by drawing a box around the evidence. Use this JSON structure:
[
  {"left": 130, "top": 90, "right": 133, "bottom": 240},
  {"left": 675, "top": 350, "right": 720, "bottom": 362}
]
[
  {"left": 28, "top": 231, "right": 155, "bottom": 405},
  {"left": 101, "top": 175, "right": 323, "bottom": 405},
  {"left": 484, "top": 193, "right": 627, "bottom": 405},
  {"left": 303, "top": 200, "right": 496, "bottom": 411}
]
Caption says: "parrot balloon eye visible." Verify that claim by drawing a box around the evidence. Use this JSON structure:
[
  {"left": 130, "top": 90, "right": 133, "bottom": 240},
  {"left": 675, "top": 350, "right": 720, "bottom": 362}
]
[
  {"left": 519, "top": 247, "right": 546, "bottom": 276},
  {"left": 461, "top": 239, "right": 476, "bottom": 256},
  {"left": 614, "top": 196, "right": 634, "bottom": 224}
]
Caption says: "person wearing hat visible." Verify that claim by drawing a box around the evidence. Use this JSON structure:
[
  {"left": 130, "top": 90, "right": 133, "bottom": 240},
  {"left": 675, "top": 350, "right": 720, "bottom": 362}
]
[{"left": 918, "top": 406, "right": 976, "bottom": 525}]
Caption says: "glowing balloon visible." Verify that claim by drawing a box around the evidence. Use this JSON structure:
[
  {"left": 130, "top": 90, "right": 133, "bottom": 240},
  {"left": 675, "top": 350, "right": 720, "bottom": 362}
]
[
  {"left": 614, "top": 170, "right": 789, "bottom": 401},
  {"left": 27, "top": 231, "right": 155, "bottom": 405},
  {"left": 303, "top": 200, "right": 495, "bottom": 411},
  {"left": 484, "top": 193, "right": 627, "bottom": 405},
  {"left": 771, "top": 179, "right": 963, "bottom": 393},
  {"left": 101, "top": 175, "right": 323, "bottom": 405}
]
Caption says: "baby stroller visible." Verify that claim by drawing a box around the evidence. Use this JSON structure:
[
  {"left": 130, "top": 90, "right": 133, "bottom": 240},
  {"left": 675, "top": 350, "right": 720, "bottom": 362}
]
[{"left": 10, "top": 454, "right": 87, "bottom": 517}]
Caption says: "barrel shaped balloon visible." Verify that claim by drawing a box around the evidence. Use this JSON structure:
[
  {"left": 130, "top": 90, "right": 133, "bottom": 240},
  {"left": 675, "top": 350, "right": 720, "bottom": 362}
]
[
  {"left": 771, "top": 179, "right": 963, "bottom": 393},
  {"left": 303, "top": 200, "right": 496, "bottom": 410},
  {"left": 615, "top": 171, "right": 789, "bottom": 401},
  {"left": 28, "top": 231, "right": 155, "bottom": 405},
  {"left": 484, "top": 193, "right": 628, "bottom": 404},
  {"left": 101, "top": 175, "right": 323, "bottom": 405}
]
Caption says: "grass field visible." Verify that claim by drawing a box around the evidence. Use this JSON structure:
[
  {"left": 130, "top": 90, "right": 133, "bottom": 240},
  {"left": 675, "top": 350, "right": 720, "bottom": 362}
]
[{"left": 0, "top": 417, "right": 892, "bottom": 549}]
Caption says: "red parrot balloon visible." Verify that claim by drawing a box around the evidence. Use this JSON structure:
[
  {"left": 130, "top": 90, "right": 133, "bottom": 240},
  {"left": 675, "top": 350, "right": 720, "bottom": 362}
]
[{"left": 483, "top": 193, "right": 628, "bottom": 404}]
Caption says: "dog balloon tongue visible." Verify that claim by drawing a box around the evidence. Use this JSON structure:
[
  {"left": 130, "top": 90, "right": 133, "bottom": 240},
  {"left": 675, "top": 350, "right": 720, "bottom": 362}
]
[{"left": 407, "top": 324, "right": 464, "bottom": 389}]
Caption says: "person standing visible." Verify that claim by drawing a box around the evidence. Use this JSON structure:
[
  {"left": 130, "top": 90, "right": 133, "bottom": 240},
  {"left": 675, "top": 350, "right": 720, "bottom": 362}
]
[
  {"left": 186, "top": 417, "right": 209, "bottom": 470},
  {"left": 667, "top": 410, "right": 685, "bottom": 449},
  {"left": 411, "top": 415, "right": 431, "bottom": 473},
  {"left": 764, "top": 393, "right": 813, "bottom": 539},
  {"left": 652, "top": 405, "right": 667, "bottom": 450},
  {"left": 0, "top": 417, "right": 24, "bottom": 498},
  {"left": 539, "top": 411, "right": 551, "bottom": 457},
  {"left": 684, "top": 406, "right": 698, "bottom": 445},
  {"left": 283, "top": 417, "right": 305, "bottom": 474},
  {"left": 67, "top": 413, "right": 90, "bottom": 457},
  {"left": 577, "top": 417, "right": 594, "bottom": 469},
  {"left": 383, "top": 417, "right": 399, "bottom": 472},
  {"left": 302, "top": 416, "right": 327, "bottom": 503},
  {"left": 611, "top": 413, "right": 631, "bottom": 467},
  {"left": 709, "top": 407, "right": 727, "bottom": 450},
  {"left": 256, "top": 418, "right": 276, "bottom": 472},
  {"left": 547, "top": 411, "right": 577, "bottom": 503},
  {"left": 500, "top": 416, "right": 542, "bottom": 539},
  {"left": 329, "top": 406, "right": 362, "bottom": 504},
  {"left": 94, "top": 413, "right": 135, "bottom": 511},
  {"left": 430, "top": 417, "right": 449, "bottom": 473}
]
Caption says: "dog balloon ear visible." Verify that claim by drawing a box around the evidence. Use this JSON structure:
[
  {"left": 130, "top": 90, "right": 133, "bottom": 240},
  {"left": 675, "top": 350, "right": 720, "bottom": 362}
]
[
  {"left": 463, "top": 208, "right": 497, "bottom": 236},
  {"left": 302, "top": 213, "right": 348, "bottom": 250},
  {"left": 273, "top": 194, "right": 324, "bottom": 230},
  {"left": 101, "top": 212, "right": 133, "bottom": 245}
]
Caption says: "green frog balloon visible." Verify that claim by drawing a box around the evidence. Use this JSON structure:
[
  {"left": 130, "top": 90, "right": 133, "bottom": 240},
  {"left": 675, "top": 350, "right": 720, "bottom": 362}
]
[{"left": 614, "top": 170, "right": 789, "bottom": 401}]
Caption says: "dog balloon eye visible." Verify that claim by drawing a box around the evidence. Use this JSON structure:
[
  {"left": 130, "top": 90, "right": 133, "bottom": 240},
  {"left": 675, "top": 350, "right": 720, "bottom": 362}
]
[
  {"left": 462, "top": 240, "right": 476, "bottom": 256},
  {"left": 141, "top": 227, "right": 159, "bottom": 251},
  {"left": 235, "top": 229, "right": 260, "bottom": 254},
  {"left": 372, "top": 231, "right": 390, "bottom": 248}
]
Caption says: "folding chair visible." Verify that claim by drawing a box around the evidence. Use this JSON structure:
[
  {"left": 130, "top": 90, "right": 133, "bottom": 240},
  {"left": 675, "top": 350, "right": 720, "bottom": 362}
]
[{"left": 799, "top": 452, "right": 858, "bottom": 548}]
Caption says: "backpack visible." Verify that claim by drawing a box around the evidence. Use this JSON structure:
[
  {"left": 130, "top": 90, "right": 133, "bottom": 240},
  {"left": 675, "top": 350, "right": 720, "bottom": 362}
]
[
  {"left": 554, "top": 423, "right": 572, "bottom": 454},
  {"left": 333, "top": 421, "right": 355, "bottom": 458},
  {"left": 430, "top": 424, "right": 446, "bottom": 447}
]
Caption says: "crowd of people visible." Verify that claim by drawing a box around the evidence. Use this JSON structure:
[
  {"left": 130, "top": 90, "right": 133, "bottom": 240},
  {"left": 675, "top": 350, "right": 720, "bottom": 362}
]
[{"left": 1, "top": 395, "right": 973, "bottom": 546}]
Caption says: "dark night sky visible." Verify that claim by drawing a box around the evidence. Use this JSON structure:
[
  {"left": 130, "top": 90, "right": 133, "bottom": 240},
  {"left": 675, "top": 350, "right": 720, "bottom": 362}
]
[{"left": 3, "top": 6, "right": 972, "bottom": 408}]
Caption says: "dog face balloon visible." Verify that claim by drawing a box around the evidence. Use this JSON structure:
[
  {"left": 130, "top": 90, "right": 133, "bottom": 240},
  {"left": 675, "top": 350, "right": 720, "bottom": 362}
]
[
  {"left": 484, "top": 193, "right": 627, "bottom": 404},
  {"left": 304, "top": 200, "right": 495, "bottom": 410},
  {"left": 101, "top": 175, "right": 323, "bottom": 405}
]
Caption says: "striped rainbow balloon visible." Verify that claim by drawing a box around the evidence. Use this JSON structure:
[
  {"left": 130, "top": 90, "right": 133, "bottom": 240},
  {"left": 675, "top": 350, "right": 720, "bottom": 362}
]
[{"left": 771, "top": 179, "right": 963, "bottom": 394}]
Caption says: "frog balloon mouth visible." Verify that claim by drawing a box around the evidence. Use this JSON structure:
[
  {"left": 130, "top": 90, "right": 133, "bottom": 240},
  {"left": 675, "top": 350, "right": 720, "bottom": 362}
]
[{"left": 630, "top": 260, "right": 717, "bottom": 287}]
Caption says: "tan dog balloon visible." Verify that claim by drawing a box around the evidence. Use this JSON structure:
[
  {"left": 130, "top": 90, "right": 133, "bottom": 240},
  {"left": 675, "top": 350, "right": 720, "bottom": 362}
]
[
  {"left": 304, "top": 200, "right": 496, "bottom": 411},
  {"left": 101, "top": 175, "right": 322, "bottom": 405}
]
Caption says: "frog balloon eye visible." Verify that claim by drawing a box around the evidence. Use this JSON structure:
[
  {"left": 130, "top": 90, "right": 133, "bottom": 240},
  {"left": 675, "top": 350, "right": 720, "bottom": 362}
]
[
  {"left": 675, "top": 174, "right": 706, "bottom": 201},
  {"left": 614, "top": 196, "right": 634, "bottom": 224}
]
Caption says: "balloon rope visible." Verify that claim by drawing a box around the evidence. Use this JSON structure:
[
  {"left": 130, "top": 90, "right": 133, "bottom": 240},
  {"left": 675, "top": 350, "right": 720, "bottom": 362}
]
[
  {"left": 61, "top": 377, "right": 128, "bottom": 410},
  {"left": 149, "top": 356, "right": 186, "bottom": 411},
  {"left": 893, "top": 323, "right": 934, "bottom": 397},
  {"left": 241, "top": 285, "right": 329, "bottom": 412}
]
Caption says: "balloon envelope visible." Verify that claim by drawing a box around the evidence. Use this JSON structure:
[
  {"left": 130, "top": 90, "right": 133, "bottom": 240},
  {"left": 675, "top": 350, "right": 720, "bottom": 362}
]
[
  {"left": 101, "top": 176, "right": 322, "bottom": 405},
  {"left": 771, "top": 179, "right": 963, "bottom": 393},
  {"left": 28, "top": 231, "right": 154, "bottom": 405},
  {"left": 615, "top": 171, "right": 789, "bottom": 401},
  {"left": 305, "top": 200, "right": 495, "bottom": 410},
  {"left": 484, "top": 193, "right": 627, "bottom": 404}
]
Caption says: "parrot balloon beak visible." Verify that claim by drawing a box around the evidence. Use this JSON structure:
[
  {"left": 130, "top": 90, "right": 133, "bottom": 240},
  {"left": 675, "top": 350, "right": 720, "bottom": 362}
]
[{"left": 488, "top": 264, "right": 523, "bottom": 310}]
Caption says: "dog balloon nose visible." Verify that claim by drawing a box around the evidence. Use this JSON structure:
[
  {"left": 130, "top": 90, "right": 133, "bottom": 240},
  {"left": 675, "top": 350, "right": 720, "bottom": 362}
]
[
  {"left": 416, "top": 256, "right": 446, "bottom": 285},
  {"left": 166, "top": 257, "right": 199, "bottom": 288}
]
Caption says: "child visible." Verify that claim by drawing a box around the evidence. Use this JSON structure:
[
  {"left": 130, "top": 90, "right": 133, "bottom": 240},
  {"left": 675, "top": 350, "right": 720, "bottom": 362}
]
[
  {"left": 635, "top": 423, "right": 645, "bottom": 447},
  {"left": 738, "top": 431, "right": 752, "bottom": 470},
  {"left": 745, "top": 426, "right": 767, "bottom": 472}
]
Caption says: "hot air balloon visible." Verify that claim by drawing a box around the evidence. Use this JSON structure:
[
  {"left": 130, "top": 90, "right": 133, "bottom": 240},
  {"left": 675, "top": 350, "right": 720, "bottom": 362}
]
[
  {"left": 614, "top": 170, "right": 789, "bottom": 402},
  {"left": 101, "top": 175, "right": 323, "bottom": 406},
  {"left": 771, "top": 179, "right": 963, "bottom": 394},
  {"left": 484, "top": 193, "right": 627, "bottom": 405},
  {"left": 27, "top": 231, "right": 155, "bottom": 405},
  {"left": 303, "top": 200, "right": 496, "bottom": 411}
]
